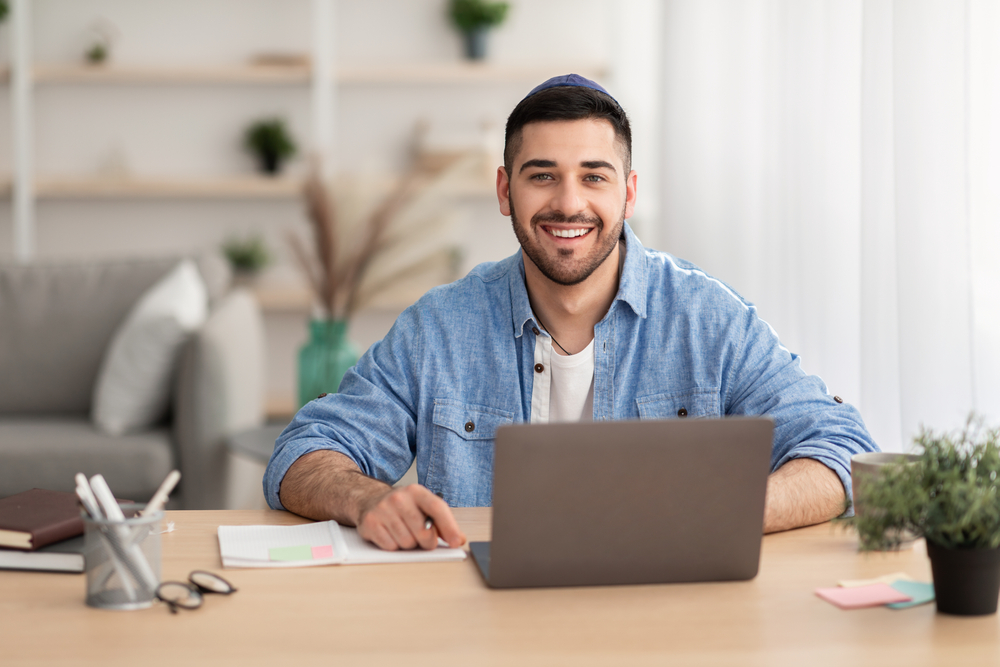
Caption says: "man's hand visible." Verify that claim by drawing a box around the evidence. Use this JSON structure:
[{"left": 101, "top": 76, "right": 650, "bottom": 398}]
[
  {"left": 279, "top": 450, "right": 466, "bottom": 551},
  {"left": 763, "top": 458, "right": 846, "bottom": 533},
  {"left": 357, "top": 485, "right": 466, "bottom": 551}
]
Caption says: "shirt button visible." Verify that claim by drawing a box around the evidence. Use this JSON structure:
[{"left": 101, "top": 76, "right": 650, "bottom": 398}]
[
  {"left": 465, "top": 421, "right": 475, "bottom": 432},
  {"left": 677, "top": 407, "right": 688, "bottom": 417},
  {"left": 534, "top": 363, "right": 544, "bottom": 373},
  {"left": 834, "top": 396, "right": 844, "bottom": 404},
  {"left": 532, "top": 327, "right": 540, "bottom": 335}
]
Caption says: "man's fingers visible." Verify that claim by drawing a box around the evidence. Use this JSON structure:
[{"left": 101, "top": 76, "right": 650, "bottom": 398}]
[
  {"left": 389, "top": 489, "right": 442, "bottom": 550},
  {"left": 357, "top": 485, "right": 465, "bottom": 551},
  {"left": 414, "top": 489, "right": 466, "bottom": 548},
  {"left": 358, "top": 521, "right": 398, "bottom": 552}
]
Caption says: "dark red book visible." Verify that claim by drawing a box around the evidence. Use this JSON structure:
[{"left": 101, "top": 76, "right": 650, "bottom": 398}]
[{"left": 0, "top": 489, "right": 84, "bottom": 551}]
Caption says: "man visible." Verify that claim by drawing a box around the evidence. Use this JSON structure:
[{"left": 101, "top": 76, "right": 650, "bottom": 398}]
[{"left": 265, "top": 74, "right": 878, "bottom": 551}]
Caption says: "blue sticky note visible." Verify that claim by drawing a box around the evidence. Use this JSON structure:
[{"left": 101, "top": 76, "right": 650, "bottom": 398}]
[{"left": 887, "top": 580, "right": 935, "bottom": 609}]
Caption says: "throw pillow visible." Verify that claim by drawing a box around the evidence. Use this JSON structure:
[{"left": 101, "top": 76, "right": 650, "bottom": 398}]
[{"left": 92, "top": 260, "right": 208, "bottom": 435}]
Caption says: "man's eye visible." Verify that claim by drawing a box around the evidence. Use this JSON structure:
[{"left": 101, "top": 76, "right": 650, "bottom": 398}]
[
  {"left": 584, "top": 174, "right": 606, "bottom": 182},
  {"left": 529, "top": 173, "right": 553, "bottom": 181}
]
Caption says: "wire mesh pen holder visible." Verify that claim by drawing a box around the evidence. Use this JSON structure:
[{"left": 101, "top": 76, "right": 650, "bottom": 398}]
[{"left": 84, "top": 504, "right": 162, "bottom": 610}]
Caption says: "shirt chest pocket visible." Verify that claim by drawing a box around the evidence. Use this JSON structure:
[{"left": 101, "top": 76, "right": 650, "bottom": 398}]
[
  {"left": 636, "top": 388, "right": 721, "bottom": 420},
  {"left": 426, "top": 399, "right": 515, "bottom": 506}
]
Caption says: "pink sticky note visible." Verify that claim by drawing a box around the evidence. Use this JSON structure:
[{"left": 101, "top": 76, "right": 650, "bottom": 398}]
[
  {"left": 311, "top": 545, "right": 334, "bottom": 560},
  {"left": 815, "top": 583, "right": 912, "bottom": 609}
]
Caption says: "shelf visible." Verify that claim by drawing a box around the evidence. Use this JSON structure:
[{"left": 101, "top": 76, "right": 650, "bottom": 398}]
[
  {"left": 34, "top": 63, "right": 311, "bottom": 85},
  {"left": 337, "top": 62, "right": 607, "bottom": 85},
  {"left": 251, "top": 284, "right": 314, "bottom": 312},
  {"left": 30, "top": 62, "right": 606, "bottom": 86},
  {"left": 34, "top": 176, "right": 304, "bottom": 200}
]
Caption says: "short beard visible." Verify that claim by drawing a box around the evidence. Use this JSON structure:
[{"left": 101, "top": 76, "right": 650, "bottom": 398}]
[{"left": 510, "top": 200, "right": 625, "bottom": 286}]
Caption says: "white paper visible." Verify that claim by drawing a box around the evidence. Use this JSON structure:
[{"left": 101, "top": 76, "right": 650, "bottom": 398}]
[
  {"left": 339, "top": 527, "right": 467, "bottom": 565},
  {"left": 218, "top": 522, "right": 345, "bottom": 568},
  {"left": 217, "top": 521, "right": 467, "bottom": 569}
]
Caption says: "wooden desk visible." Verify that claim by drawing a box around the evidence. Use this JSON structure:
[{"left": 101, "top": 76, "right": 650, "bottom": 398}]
[{"left": 2, "top": 509, "right": 997, "bottom": 666}]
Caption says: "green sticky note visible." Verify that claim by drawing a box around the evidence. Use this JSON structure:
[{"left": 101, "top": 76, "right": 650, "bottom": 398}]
[
  {"left": 887, "top": 580, "right": 935, "bottom": 609},
  {"left": 269, "top": 544, "right": 314, "bottom": 562}
]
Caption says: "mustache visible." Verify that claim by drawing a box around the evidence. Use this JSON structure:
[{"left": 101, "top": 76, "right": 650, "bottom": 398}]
[{"left": 531, "top": 211, "right": 603, "bottom": 227}]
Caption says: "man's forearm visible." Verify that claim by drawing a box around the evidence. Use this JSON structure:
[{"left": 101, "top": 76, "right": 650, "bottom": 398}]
[
  {"left": 763, "top": 458, "right": 845, "bottom": 533},
  {"left": 279, "top": 450, "right": 391, "bottom": 525}
]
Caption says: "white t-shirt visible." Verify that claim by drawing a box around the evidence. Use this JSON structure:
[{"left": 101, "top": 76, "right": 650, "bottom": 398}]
[{"left": 529, "top": 335, "right": 595, "bottom": 423}]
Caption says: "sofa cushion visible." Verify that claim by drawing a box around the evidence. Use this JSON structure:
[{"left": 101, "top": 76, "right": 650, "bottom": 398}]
[
  {"left": 0, "top": 417, "right": 175, "bottom": 500},
  {"left": 92, "top": 260, "right": 208, "bottom": 435},
  {"left": 0, "top": 258, "right": 178, "bottom": 414}
]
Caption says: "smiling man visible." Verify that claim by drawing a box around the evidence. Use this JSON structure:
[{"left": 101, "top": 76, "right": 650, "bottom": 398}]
[{"left": 264, "top": 75, "right": 879, "bottom": 551}]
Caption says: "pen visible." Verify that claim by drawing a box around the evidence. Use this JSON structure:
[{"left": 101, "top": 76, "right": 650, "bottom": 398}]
[
  {"left": 423, "top": 492, "right": 445, "bottom": 531},
  {"left": 75, "top": 473, "right": 103, "bottom": 519},
  {"left": 140, "top": 470, "right": 181, "bottom": 517}
]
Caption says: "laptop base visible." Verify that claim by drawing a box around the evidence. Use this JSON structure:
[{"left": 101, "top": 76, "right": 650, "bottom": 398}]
[{"left": 469, "top": 541, "right": 491, "bottom": 583}]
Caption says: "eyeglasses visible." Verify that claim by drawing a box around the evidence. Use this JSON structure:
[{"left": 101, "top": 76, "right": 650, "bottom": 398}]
[{"left": 155, "top": 571, "right": 237, "bottom": 613}]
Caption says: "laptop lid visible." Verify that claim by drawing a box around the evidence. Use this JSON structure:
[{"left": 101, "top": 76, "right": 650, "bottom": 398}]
[{"left": 476, "top": 417, "right": 773, "bottom": 589}]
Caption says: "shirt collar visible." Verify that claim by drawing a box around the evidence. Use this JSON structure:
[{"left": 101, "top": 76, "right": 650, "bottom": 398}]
[{"left": 509, "top": 221, "right": 648, "bottom": 338}]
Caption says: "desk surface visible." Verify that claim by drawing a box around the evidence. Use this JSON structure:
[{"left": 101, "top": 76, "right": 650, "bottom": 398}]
[{"left": 2, "top": 509, "right": 997, "bottom": 666}]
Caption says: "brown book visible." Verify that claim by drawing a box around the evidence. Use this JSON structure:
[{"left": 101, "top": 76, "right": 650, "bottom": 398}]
[{"left": 0, "top": 489, "right": 85, "bottom": 551}]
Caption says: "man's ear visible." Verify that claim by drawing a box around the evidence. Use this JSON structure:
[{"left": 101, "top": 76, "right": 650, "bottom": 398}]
[
  {"left": 497, "top": 166, "right": 512, "bottom": 217},
  {"left": 624, "top": 169, "right": 638, "bottom": 220}
]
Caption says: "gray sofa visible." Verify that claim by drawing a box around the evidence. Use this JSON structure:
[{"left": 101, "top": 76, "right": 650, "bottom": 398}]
[{"left": 0, "top": 255, "right": 266, "bottom": 509}]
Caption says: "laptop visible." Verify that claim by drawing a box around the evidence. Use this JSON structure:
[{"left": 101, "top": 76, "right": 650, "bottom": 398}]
[{"left": 470, "top": 417, "right": 774, "bottom": 588}]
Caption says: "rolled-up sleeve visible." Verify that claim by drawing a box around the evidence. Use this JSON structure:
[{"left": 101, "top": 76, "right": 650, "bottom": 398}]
[
  {"left": 263, "top": 307, "right": 423, "bottom": 510},
  {"left": 724, "top": 307, "right": 880, "bottom": 513}
]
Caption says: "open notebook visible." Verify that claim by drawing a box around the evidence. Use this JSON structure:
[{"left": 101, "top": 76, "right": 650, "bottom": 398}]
[{"left": 217, "top": 521, "right": 466, "bottom": 568}]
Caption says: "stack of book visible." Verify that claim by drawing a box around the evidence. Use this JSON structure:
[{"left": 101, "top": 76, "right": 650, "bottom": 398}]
[{"left": 0, "top": 488, "right": 88, "bottom": 573}]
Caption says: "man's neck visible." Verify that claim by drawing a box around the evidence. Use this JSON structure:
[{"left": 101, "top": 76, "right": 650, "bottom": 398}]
[{"left": 523, "top": 242, "right": 621, "bottom": 356}]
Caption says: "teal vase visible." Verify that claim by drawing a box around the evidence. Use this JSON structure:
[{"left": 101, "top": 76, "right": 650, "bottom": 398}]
[{"left": 298, "top": 319, "right": 359, "bottom": 408}]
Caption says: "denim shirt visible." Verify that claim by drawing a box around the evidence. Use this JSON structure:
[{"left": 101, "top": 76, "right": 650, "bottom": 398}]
[{"left": 264, "top": 222, "right": 879, "bottom": 510}]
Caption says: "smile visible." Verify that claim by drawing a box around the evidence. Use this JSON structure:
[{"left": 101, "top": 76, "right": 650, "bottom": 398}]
[{"left": 545, "top": 228, "right": 592, "bottom": 239}]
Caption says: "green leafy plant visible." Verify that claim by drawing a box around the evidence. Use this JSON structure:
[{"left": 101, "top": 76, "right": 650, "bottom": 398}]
[
  {"left": 850, "top": 415, "right": 1000, "bottom": 551},
  {"left": 448, "top": 0, "right": 509, "bottom": 32},
  {"left": 244, "top": 118, "right": 297, "bottom": 174},
  {"left": 86, "top": 42, "right": 108, "bottom": 64},
  {"left": 222, "top": 235, "right": 271, "bottom": 274},
  {"left": 0, "top": 1, "right": 9, "bottom": 23}
]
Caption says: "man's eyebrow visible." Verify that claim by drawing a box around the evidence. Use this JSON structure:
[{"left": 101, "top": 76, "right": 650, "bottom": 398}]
[
  {"left": 581, "top": 160, "right": 617, "bottom": 171},
  {"left": 519, "top": 159, "right": 556, "bottom": 174},
  {"left": 518, "top": 159, "right": 619, "bottom": 174}
]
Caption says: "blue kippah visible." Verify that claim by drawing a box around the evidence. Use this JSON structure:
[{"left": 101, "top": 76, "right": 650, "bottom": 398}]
[{"left": 522, "top": 73, "right": 620, "bottom": 107}]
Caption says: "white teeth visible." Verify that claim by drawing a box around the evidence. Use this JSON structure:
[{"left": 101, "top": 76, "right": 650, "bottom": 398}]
[{"left": 548, "top": 228, "right": 591, "bottom": 238}]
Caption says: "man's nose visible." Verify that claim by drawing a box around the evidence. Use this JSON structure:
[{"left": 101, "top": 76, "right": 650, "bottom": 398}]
[{"left": 548, "top": 180, "right": 587, "bottom": 218}]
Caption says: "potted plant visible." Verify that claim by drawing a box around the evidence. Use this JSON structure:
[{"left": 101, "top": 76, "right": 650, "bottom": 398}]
[
  {"left": 0, "top": 1, "right": 9, "bottom": 23},
  {"left": 290, "top": 151, "right": 469, "bottom": 407},
  {"left": 222, "top": 235, "right": 271, "bottom": 282},
  {"left": 850, "top": 416, "right": 1000, "bottom": 615},
  {"left": 244, "top": 118, "right": 297, "bottom": 175},
  {"left": 448, "top": 0, "right": 509, "bottom": 60}
]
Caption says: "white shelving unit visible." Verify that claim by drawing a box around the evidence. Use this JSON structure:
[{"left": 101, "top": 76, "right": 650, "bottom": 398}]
[
  {"left": 7, "top": 0, "right": 340, "bottom": 261},
  {"left": 33, "top": 175, "right": 304, "bottom": 200}
]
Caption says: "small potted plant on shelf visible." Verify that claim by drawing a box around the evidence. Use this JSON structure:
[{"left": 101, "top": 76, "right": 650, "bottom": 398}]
[
  {"left": 850, "top": 415, "right": 1000, "bottom": 616},
  {"left": 448, "top": 0, "right": 509, "bottom": 61},
  {"left": 244, "top": 118, "right": 297, "bottom": 175},
  {"left": 222, "top": 235, "right": 271, "bottom": 283},
  {"left": 84, "top": 19, "right": 119, "bottom": 65}
]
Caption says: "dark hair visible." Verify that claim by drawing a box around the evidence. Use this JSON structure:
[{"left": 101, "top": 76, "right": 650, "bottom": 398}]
[{"left": 503, "top": 86, "right": 632, "bottom": 177}]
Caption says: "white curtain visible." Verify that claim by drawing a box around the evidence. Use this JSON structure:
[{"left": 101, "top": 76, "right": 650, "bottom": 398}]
[{"left": 655, "top": 0, "right": 1000, "bottom": 452}]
